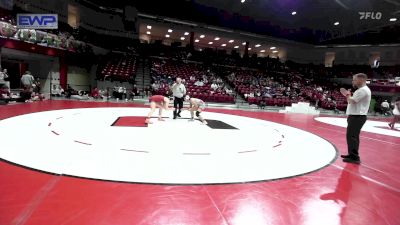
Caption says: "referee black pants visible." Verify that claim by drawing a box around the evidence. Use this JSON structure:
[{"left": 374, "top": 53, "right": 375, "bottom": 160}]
[
  {"left": 346, "top": 115, "right": 367, "bottom": 160},
  {"left": 174, "top": 97, "right": 184, "bottom": 117}
]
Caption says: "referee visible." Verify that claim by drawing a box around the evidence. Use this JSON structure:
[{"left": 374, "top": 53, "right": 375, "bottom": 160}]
[
  {"left": 340, "top": 73, "right": 371, "bottom": 164},
  {"left": 171, "top": 77, "right": 186, "bottom": 119}
]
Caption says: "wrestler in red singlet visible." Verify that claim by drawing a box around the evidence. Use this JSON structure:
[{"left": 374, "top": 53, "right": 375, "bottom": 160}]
[
  {"left": 145, "top": 95, "right": 170, "bottom": 124},
  {"left": 149, "top": 95, "right": 165, "bottom": 103}
]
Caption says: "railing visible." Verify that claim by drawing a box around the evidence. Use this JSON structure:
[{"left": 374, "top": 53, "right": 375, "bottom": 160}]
[{"left": 0, "top": 21, "right": 91, "bottom": 53}]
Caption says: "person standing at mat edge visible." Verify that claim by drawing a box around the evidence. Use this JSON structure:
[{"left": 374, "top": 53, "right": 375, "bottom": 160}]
[
  {"left": 340, "top": 73, "right": 371, "bottom": 164},
  {"left": 171, "top": 77, "right": 186, "bottom": 119}
]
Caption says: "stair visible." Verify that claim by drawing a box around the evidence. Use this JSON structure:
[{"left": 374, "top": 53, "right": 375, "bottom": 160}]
[
  {"left": 215, "top": 73, "right": 245, "bottom": 105},
  {"left": 135, "top": 58, "right": 152, "bottom": 95}
]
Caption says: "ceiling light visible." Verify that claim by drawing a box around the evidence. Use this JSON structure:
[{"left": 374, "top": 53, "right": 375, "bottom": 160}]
[
  {"left": 270, "top": 46, "right": 276, "bottom": 50},
  {"left": 200, "top": 34, "right": 205, "bottom": 38},
  {"left": 260, "top": 50, "right": 265, "bottom": 53},
  {"left": 255, "top": 44, "right": 261, "bottom": 47},
  {"left": 214, "top": 37, "right": 220, "bottom": 40},
  {"left": 221, "top": 44, "right": 226, "bottom": 47},
  {"left": 168, "top": 29, "right": 173, "bottom": 33},
  {"left": 234, "top": 46, "right": 239, "bottom": 49},
  {"left": 389, "top": 18, "right": 397, "bottom": 22},
  {"left": 184, "top": 32, "right": 189, "bottom": 35},
  {"left": 273, "top": 50, "right": 278, "bottom": 53},
  {"left": 146, "top": 25, "right": 152, "bottom": 29},
  {"left": 208, "top": 42, "right": 213, "bottom": 44},
  {"left": 229, "top": 40, "right": 234, "bottom": 43},
  {"left": 195, "top": 39, "right": 199, "bottom": 42},
  {"left": 248, "top": 48, "right": 251, "bottom": 50},
  {"left": 146, "top": 31, "right": 151, "bottom": 35},
  {"left": 242, "top": 42, "right": 246, "bottom": 45},
  {"left": 180, "top": 37, "right": 185, "bottom": 40},
  {"left": 241, "top": 0, "right": 245, "bottom": 3},
  {"left": 165, "top": 34, "right": 170, "bottom": 38},
  {"left": 291, "top": 11, "right": 297, "bottom": 15},
  {"left": 334, "top": 22, "right": 339, "bottom": 26}
]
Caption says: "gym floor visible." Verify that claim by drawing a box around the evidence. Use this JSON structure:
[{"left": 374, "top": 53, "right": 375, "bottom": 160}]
[{"left": 0, "top": 100, "right": 399, "bottom": 225}]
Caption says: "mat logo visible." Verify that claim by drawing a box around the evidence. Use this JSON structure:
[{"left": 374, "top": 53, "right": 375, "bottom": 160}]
[
  {"left": 359, "top": 12, "right": 382, "bottom": 20},
  {"left": 17, "top": 14, "right": 58, "bottom": 29}
]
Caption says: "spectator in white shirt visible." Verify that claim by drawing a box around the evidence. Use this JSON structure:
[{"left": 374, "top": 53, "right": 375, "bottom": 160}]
[
  {"left": 51, "top": 84, "right": 64, "bottom": 96},
  {"left": 0, "top": 69, "right": 9, "bottom": 89},
  {"left": 194, "top": 80, "right": 204, "bottom": 87},
  {"left": 225, "top": 88, "right": 232, "bottom": 95},
  {"left": 381, "top": 100, "right": 389, "bottom": 108},
  {"left": 0, "top": 69, "right": 8, "bottom": 83},
  {"left": 21, "top": 71, "right": 35, "bottom": 91},
  {"left": 211, "top": 83, "right": 218, "bottom": 91},
  {"left": 381, "top": 100, "right": 390, "bottom": 116},
  {"left": 152, "top": 82, "right": 160, "bottom": 91}
]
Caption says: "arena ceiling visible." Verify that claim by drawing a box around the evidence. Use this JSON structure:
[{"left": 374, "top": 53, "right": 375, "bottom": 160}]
[{"left": 83, "top": 0, "right": 400, "bottom": 44}]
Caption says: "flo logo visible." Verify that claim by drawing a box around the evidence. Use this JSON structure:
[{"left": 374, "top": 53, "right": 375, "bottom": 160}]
[{"left": 359, "top": 12, "right": 382, "bottom": 20}]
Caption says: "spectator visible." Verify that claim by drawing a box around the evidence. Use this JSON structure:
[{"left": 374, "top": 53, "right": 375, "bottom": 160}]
[
  {"left": 264, "top": 91, "right": 272, "bottom": 98},
  {"left": 259, "top": 99, "right": 266, "bottom": 109},
  {"left": 33, "top": 78, "right": 41, "bottom": 93},
  {"left": 225, "top": 87, "right": 233, "bottom": 95},
  {"left": 0, "top": 68, "right": 9, "bottom": 89},
  {"left": 152, "top": 82, "right": 160, "bottom": 91},
  {"left": 144, "top": 85, "right": 151, "bottom": 96},
  {"left": 31, "top": 92, "right": 45, "bottom": 101},
  {"left": 194, "top": 80, "right": 204, "bottom": 86},
  {"left": 91, "top": 87, "right": 100, "bottom": 99},
  {"left": 333, "top": 100, "right": 340, "bottom": 114},
  {"left": 130, "top": 85, "right": 139, "bottom": 99},
  {"left": 65, "top": 85, "right": 77, "bottom": 98},
  {"left": 381, "top": 100, "right": 391, "bottom": 116},
  {"left": 99, "top": 88, "right": 110, "bottom": 100},
  {"left": 211, "top": 83, "right": 218, "bottom": 91},
  {"left": 51, "top": 84, "right": 64, "bottom": 96},
  {"left": 117, "top": 86, "right": 127, "bottom": 100},
  {"left": 21, "top": 71, "right": 35, "bottom": 91},
  {"left": 0, "top": 84, "right": 11, "bottom": 103}
]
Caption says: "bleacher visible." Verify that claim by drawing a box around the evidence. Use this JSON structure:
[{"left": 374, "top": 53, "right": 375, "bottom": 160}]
[
  {"left": 98, "top": 53, "right": 137, "bottom": 82},
  {"left": 150, "top": 59, "right": 235, "bottom": 103}
]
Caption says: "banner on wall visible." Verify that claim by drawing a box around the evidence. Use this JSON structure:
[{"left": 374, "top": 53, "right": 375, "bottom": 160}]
[{"left": 17, "top": 14, "right": 58, "bottom": 29}]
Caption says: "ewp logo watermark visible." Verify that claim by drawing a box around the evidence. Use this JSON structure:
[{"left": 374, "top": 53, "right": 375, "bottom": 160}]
[
  {"left": 359, "top": 12, "right": 382, "bottom": 20},
  {"left": 17, "top": 14, "right": 58, "bottom": 29}
]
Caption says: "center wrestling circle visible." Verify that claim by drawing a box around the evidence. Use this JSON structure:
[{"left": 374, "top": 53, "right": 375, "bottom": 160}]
[{"left": 0, "top": 108, "right": 337, "bottom": 184}]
